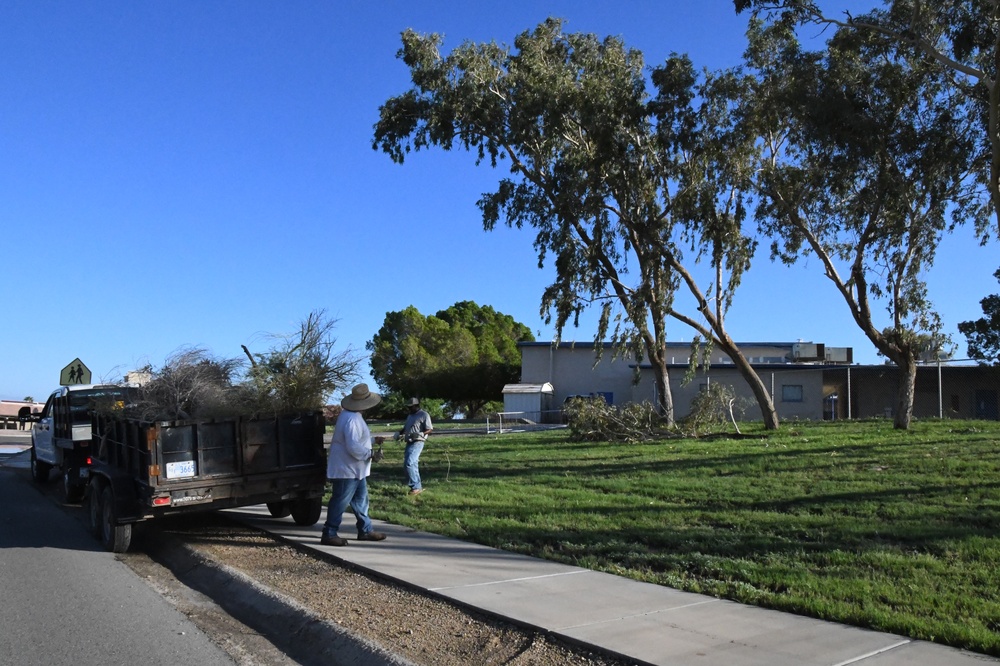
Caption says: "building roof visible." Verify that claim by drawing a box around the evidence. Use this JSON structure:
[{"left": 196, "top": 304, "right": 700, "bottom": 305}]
[
  {"left": 0, "top": 400, "right": 42, "bottom": 418},
  {"left": 502, "top": 383, "right": 555, "bottom": 394}
]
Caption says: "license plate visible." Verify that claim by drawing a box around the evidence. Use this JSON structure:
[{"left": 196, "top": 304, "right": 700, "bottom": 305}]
[{"left": 166, "top": 460, "right": 196, "bottom": 479}]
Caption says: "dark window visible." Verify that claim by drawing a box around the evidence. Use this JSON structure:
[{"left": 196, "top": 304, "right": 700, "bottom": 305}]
[{"left": 782, "top": 385, "right": 804, "bottom": 403}]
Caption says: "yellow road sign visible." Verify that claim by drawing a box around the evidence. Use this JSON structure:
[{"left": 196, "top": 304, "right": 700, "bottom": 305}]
[{"left": 60, "top": 358, "right": 92, "bottom": 385}]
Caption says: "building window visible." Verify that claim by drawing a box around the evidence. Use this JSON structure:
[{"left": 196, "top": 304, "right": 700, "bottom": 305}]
[{"left": 782, "top": 385, "right": 804, "bottom": 403}]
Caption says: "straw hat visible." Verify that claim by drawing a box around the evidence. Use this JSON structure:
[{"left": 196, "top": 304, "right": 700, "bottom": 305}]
[{"left": 341, "top": 383, "right": 382, "bottom": 411}]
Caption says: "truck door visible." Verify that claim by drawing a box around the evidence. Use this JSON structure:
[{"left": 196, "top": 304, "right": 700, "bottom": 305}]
[{"left": 32, "top": 392, "right": 57, "bottom": 465}]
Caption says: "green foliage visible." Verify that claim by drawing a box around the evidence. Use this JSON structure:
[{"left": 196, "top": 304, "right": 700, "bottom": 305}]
[
  {"left": 369, "top": 420, "right": 1000, "bottom": 656},
  {"left": 959, "top": 267, "right": 1000, "bottom": 365},
  {"left": 243, "top": 310, "right": 362, "bottom": 414},
  {"left": 373, "top": 19, "right": 778, "bottom": 426},
  {"left": 744, "top": 14, "right": 988, "bottom": 429},
  {"left": 735, "top": 0, "right": 1000, "bottom": 236},
  {"left": 129, "top": 311, "right": 360, "bottom": 420},
  {"left": 367, "top": 301, "right": 533, "bottom": 416},
  {"left": 565, "top": 397, "right": 668, "bottom": 443},
  {"left": 680, "top": 383, "right": 749, "bottom": 436},
  {"left": 369, "top": 392, "right": 448, "bottom": 421},
  {"left": 471, "top": 400, "right": 504, "bottom": 419}
]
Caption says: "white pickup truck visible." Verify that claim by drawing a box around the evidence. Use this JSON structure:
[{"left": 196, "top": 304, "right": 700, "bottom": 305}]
[{"left": 30, "top": 384, "right": 134, "bottom": 502}]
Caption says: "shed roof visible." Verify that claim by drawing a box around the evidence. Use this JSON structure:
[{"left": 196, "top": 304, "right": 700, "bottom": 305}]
[{"left": 502, "top": 383, "right": 554, "bottom": 394}]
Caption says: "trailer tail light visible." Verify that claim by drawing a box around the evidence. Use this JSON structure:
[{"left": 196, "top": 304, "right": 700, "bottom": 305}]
[
  {"left": 152, "top": 497, "right": 171, "bottom": 506},
  {"left": 85, "top": 456, "right": 92, "bottom": 466}
]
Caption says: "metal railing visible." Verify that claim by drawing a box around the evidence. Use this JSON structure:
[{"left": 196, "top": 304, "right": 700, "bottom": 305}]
[{"left": 486, "top": 410, "right": 567, "bottom": 434}]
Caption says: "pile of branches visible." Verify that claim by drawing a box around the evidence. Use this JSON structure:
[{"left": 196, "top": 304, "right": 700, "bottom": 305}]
[
  {"left": 565, "top": 384, "right": 752, "bottom": 443},
  {"left": 565, "top": 398, "right": 671, "bottom": 443},
  {"left": 125, "top": 311, "right": 361, "bottom": 422}
]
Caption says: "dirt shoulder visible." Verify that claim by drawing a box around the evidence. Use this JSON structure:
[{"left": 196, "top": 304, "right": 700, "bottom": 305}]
[{"left": 126, "top": 515, "right": 636, "bottom": 666}]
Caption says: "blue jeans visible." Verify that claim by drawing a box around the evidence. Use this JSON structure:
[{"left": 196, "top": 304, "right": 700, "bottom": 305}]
[
  {"left": 404, "top": 441, "right": 424, "bottom": 490},
  {"left": 323, "top": 477, "right": 373, "bottom": 538}
]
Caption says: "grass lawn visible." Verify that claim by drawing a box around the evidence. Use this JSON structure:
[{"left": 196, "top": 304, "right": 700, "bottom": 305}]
[{"left": 365, "top": 419, "right": 1000, "bottom": 656}]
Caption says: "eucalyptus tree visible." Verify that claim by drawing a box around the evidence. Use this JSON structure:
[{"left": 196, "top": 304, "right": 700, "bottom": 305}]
[
  {"left": 745, "top": 20, "right": 988, "bottom": 429},
  {"left": 373, "top": 19, "right": 780, "bottom": 428},
  {"left": 734, "top": 0, "right": 998, "bottom": 236}
]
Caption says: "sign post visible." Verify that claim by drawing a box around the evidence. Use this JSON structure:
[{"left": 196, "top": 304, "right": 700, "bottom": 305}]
[{"left": 60, "top": 358, "right": 92, "bottom": 386}]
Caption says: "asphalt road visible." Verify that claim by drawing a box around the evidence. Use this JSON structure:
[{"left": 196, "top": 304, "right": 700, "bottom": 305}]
[{"left": 0, "top": 442, "right": 237, "bottom": 666}]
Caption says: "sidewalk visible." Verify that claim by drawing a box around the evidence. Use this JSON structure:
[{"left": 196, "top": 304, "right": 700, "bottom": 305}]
[{"left": 224, "top": 505, "right": 999, "bottom": 666}]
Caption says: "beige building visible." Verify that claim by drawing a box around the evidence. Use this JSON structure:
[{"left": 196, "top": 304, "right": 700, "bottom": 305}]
[
  {"left": 508, "top": 341, "right": 1000, "bottom": 423},
  {"left": 0, "top": 399, "right": 43, "bottom": 430}
]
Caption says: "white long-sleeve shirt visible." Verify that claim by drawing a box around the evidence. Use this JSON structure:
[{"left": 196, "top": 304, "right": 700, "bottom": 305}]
[{"left": 326, "top": 410, "right": 372, "bottom": 480}]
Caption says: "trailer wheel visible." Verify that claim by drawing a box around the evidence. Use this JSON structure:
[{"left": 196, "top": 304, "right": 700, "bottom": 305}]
[
  {"left": 63, "top": 469, "right": 84, "bottom": 504},
  {"left": 87, "top": 480, "right": 104, "bottom": 537},
  {"left": 100, "top": 485, "right": 132, "bottom": 553},
  {"left": 30, "top": 447, "right": 51, "bottom": 483},
  {"left": 266, "top": 501, "right": 292, "bottom": 518},
  {"left": 290, "top": 497, "right": 323, "bottom": 526}
]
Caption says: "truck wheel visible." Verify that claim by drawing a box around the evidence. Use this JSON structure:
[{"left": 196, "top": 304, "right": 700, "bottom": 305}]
[
  {"left": 290, "top": 498, "right": 323, "bottom": 526},
  {"left": 30, "top": 448, "right": 51, "bottom": 483},
  {"left": 87, "top": 480, "right": 104, "bottom": 537},
  {"left": 266, "top": 501, "right": 292, "bottom": 518},
  {"left": 100, "top": 485, "right": 132, "bottom": 553},
  {"left": 63, "top": 469, "right": 84, "bottom": 504}
]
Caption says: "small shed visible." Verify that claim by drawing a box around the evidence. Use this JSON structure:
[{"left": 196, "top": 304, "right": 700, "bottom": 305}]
[{"left": 502, "top": 383, "right": 555, "bottom": 423}]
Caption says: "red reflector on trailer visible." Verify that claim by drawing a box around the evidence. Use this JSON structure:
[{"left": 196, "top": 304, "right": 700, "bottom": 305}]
[
  {"left": 85, "top": 457, "right": 92, "bottom": 466},
  {"left": 152, "top": 497, "right": 171, "bottom": 506}
]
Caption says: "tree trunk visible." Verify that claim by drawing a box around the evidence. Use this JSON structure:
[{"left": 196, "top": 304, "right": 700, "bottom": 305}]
[
  {"left": 715, "top": 340, "right": 780, "bottom": 430},
  {"left": 648, "top": 352, "right": 675, "bottom": 426},
  {"left": 893, "top": 356, "right": 917, "bottom": 430}
]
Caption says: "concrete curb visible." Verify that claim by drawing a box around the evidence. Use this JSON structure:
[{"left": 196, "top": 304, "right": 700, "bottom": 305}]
[{"left": 148, "top": 532, "right": 416, "bottom": 666}]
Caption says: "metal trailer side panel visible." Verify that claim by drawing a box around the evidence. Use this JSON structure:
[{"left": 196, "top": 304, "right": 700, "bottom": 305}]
[{"left": 91, "top": 412, "right": 326, "bottom": 519}]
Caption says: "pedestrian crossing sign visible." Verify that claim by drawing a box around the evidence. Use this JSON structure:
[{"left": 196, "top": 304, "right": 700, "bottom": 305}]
[{"left": 60, "top": 358, "right": 92, "bottom": 385}]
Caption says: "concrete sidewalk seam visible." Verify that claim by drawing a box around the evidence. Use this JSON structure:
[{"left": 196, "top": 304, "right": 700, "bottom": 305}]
[
  {"left": 430, "top": 568, "right": 590, "bottom": 591},
  {"left": 555, "top": 597, "right": 721, "bottom": 631},
  {"left": 830, "top": 639, "right": 913, "bottom": 666}
]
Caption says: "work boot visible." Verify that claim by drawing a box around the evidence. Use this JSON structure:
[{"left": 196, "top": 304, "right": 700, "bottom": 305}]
[
  {"left": 357, "top": 531, "right": 387, "bottom": 542},
  {"left": 321, "top": 535, "right": 349, "bottom": 547}
]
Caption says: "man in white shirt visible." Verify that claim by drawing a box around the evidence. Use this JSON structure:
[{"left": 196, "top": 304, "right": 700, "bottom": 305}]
[{"left": 321, "top": 384, "right": 388, "bottom": 547}]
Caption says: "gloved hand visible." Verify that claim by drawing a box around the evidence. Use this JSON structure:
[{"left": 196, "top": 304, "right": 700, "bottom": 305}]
[{"left": 371, "top": 445, "right": 385, "bottom": 463}]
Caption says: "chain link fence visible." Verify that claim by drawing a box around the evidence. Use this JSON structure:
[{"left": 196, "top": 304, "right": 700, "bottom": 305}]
[{"left": 826, "top": 360, "right": 999, "bottom": 420}]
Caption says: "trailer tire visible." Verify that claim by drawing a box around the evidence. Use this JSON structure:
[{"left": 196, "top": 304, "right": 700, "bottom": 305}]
[
  {"left": 87, "top": 480, "right": 104, "bottom": 537},
  {"left": 100, "top": 485, "right": 132, "bottom": 553},
  {"left": 30, "top": 447, "right": 51, "bottom": 483},
  {"left": 291, "top": 497, "right": 323, "bottom": 526},
  {"left": 266, "top": 501, "right": 292, "bottom": 518},
  {"left": 63, "top": 469, "right": 84, "bottom": 504}
]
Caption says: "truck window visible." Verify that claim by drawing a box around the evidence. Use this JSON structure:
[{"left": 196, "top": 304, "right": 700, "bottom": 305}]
[{"left": 69, "top": 388, "right": 135, "bottom": 424}]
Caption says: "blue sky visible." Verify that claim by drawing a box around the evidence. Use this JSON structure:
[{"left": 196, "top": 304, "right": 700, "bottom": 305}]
[{"left": 2, "top": 1, "right": 995, "bottom": 403}]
